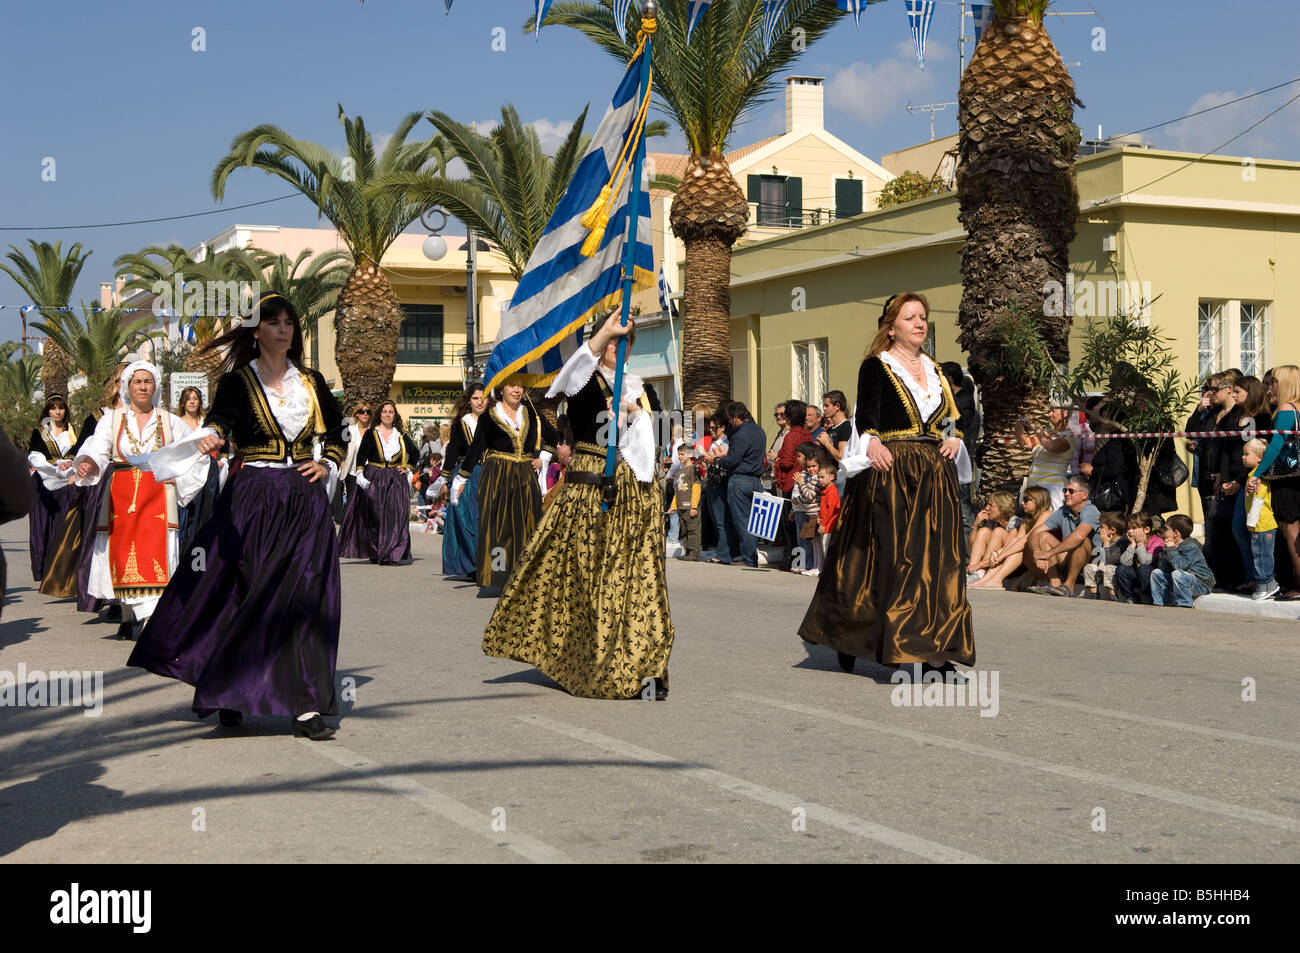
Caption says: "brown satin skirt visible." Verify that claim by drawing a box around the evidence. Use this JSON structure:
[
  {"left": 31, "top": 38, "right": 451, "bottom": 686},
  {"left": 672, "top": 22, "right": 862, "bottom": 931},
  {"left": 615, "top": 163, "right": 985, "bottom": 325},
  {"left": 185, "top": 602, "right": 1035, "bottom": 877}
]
[
  {"left": 798, "top": 440, "right": 975, "bottom": 666},
  {"left": 476, "top": 456, "right": 542, "bottom": 589}
]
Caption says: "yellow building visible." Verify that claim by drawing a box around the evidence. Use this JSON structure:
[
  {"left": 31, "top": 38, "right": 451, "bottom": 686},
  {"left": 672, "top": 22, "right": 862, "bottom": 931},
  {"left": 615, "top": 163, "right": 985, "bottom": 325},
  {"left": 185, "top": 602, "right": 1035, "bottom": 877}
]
[{"left": 726, "top": 145, "right": 1300, "bottom": 514}]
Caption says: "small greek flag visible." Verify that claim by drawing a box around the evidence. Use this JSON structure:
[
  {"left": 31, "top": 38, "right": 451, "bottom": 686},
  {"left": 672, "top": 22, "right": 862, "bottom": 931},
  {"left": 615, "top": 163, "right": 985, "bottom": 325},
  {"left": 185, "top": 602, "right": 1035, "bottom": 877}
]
[
  {"left": 658, "top": 261, "right": 678, "bottom": 318},
  {"left": 762, "top": 0, "right": 789, "bottom": 48},
  {"left": 906, "top": 0, "right": 937, "bottom": 71},
  {"left": 837, "top": 0, "right": 869, "bottom": 28},
  {"left": 748, "top": 492, "right": 786, "bottom": 542},
  {"left": 179, "top": 320, "right": 196, "bottom": 344},
  {"left": 535, "top": 0, "right": 554, "bottom": 38},
  {"left": 686, "top": 0, "right": 713, "bottom": 45},
  {"left": 970, "top": 2, "right": 994, "bottom": 41},
  {"left": 613, "top": 0, "right": 633, "bottom": 43}
]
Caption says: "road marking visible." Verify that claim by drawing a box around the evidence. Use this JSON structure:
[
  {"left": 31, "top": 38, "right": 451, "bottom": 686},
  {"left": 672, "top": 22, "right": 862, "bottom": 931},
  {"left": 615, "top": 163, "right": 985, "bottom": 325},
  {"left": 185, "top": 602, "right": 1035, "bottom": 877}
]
[
  {"left": 518, "top": 713, "right": 993, "bottom": 864},
  {"left": 1002, "top": 690, "right": 1300, "bottom": 753},
  {"left": 303, "top": 739, "right": 572, "bottom": 864},
  {"left": 737, "top": 694, "right": 1300, "bottom": 833}
]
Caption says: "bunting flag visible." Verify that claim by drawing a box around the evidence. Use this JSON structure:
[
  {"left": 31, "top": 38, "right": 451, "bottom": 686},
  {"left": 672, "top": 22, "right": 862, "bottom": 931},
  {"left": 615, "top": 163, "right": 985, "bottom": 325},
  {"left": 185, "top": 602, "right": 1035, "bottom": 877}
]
[
  {"left": 444, "top": 0, "right": 453, "bottom": 12},
  {"left": 613, "top": 0, "right": 633, "bottom": 43},
  {"left": 534, "top": 0, "right": 554, "bottom": 38},
  {"left": 970, "top": 2, "right": 994, "bottom": 41},
  {"left": 483, "top": 43, "right": 653, "bottom": 393},
  {"left": 658, "top": 261, "right": 678, "bottom": 318},
  {"left": 762, "top": 0, "right": 790, "bottom": 48},
  {"left": 906, "top": 0, "right": 937, "bottom": 70},
  {"left": 836, "top": 0, "right": 868, "bottom": 27},
  {"left": 686, "top": 0, "right": 713, "bottom": 44}
]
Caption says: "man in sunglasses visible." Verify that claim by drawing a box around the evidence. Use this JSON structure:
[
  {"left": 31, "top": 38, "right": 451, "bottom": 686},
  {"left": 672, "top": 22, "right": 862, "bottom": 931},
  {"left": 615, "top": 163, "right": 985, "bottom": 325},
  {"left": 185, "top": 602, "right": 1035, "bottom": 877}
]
[
  {"left": 1029, "top": 475, "right": 1103, "bottom": 597},
  {"left": 334, "top": 404, "right": 372, "bottom": 523}
]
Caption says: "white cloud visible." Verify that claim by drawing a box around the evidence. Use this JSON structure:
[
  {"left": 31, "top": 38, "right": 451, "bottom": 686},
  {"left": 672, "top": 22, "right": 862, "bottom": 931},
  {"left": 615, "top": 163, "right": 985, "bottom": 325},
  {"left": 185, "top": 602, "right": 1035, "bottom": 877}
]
[
  {"left": 528, "top": 118, "right": 577, "bottom": 153},
  {"left": 825, "top": 40, "right": 952, "bottom": 127},
  {"left": 1163, "top": 89, "right": 1300, "bottom": 161}
]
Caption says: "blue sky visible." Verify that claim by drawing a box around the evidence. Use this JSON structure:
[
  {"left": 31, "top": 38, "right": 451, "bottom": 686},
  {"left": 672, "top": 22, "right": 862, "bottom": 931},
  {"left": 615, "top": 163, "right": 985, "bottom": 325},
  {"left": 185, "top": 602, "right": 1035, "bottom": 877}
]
[{"left": 3, "top": 0, "right": 1298, "bottom": 342}]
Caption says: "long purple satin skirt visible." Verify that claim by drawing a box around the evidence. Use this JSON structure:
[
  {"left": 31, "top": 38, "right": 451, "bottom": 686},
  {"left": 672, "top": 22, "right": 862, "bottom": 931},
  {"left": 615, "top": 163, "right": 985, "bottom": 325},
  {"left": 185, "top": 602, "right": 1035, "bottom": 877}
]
[
  {"left": 28, "top": 474, "right": 76, "bottom": 582},
  {"left": 338, "top": 465, "right": 411, "bottom": 565},
  {"left": 128, "top": 465, "right": 340, "bottom": 719}
]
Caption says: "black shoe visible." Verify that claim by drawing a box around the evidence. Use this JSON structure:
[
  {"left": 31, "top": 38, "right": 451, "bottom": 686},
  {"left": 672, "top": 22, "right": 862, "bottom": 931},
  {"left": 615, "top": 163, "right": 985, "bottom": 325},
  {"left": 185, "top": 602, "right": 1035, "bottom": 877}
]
[
  {"left": 292, "top": 715, "right": 336, "bottom": 740},
  {"left": 114, "top": 621, "right": 134, "bottom": 640},
  {"left": 218, "top": 709, "right": 242, "bottom": 728},
  {"left": 104, "top": 605, "right": 123, "bottom": 623},
  {"left": 836, "top": 651, "right": 856, "bottom": 673},
  {"left": 653, "top": 677, "right": 668, "bottom": 701}
]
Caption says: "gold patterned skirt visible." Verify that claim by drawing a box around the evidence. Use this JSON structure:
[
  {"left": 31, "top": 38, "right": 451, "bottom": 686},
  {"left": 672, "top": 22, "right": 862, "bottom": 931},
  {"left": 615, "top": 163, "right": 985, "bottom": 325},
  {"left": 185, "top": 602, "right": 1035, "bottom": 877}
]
[
  {"left": 798, "top": 440, "right": 974, "bottom": 666},
  {"left": 482, "top": 449, "right": 674, "bottom": 699}
]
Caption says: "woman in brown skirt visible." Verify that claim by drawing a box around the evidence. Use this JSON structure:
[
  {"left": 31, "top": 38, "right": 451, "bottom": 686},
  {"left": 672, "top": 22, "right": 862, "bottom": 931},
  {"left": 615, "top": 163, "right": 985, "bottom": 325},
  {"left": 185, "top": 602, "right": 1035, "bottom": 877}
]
[{"left": 798, "top": 292, "right": 975, "bottom": 675}]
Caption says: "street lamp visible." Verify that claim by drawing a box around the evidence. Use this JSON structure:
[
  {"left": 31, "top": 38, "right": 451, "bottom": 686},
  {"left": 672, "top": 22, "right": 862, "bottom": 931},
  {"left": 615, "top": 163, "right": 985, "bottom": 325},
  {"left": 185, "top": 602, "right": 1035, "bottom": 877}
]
[{"left": 421, "top": 206, "right": 479, "bottom": 385}]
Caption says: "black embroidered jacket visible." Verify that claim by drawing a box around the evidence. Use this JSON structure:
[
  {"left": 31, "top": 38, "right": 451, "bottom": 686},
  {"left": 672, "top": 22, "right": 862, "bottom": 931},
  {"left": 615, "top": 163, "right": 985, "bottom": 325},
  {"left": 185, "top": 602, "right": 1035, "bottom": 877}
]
[
  {"left": 854, "top": 356, "right": 963, "bottom": 443},
  {"left": 205, "top": 365, "right": 345, "bottom": 466},
  {"left": 356, "top": 428, "right": 420, "bottom": 469},
  {"left": 458, "top": 402, "right": 559, "bottom": 477}
]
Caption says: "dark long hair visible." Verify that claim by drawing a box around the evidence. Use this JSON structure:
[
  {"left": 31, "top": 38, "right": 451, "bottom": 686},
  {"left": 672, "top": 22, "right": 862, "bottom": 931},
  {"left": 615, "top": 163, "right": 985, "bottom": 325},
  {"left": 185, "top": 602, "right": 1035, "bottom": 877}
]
[
  {"left": 41, "top": 395, "right": 70, "bottom": 428},
  {"left": 374, "top": 400, "right": 404, "bottom": 434},
  {"left": 174, "top": 385, "right": 204, "bottom": 419},
  {"left": 201, "top": 293, "right": 306, "bottom": 377},
  {"left": 450, "top": 382, "right": 484, "bottom": 421}
]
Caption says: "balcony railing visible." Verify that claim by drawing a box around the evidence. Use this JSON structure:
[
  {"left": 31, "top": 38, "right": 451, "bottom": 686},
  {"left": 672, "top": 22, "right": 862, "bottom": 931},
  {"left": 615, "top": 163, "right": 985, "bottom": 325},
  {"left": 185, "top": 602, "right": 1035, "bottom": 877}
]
[{"left": 748, "top": 203, "right": 841, "bottom": 229}]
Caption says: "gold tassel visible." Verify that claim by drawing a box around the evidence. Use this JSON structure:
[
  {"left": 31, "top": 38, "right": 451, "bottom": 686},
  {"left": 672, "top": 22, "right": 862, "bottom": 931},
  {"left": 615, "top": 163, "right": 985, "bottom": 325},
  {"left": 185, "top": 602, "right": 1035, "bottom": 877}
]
[
  {"left": 579, "top": 185, "right": 611, "bottom": 228},
  {"left": 580, "top": 210, "right": 609, "bottom": 258}
]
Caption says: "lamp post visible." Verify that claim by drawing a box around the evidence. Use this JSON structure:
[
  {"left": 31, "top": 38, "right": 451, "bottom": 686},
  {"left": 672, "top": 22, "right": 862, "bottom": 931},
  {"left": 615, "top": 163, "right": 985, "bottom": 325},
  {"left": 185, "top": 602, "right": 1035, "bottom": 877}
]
[{"left": 421, "top": 206, "right": 480, "bottom": 385}]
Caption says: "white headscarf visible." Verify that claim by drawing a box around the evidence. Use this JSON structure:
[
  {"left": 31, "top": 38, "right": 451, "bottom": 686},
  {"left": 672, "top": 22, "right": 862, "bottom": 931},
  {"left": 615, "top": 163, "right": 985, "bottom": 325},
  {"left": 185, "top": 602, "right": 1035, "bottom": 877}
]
[{"left": 119, "top": 360, "right": 163, "bottom": 410}]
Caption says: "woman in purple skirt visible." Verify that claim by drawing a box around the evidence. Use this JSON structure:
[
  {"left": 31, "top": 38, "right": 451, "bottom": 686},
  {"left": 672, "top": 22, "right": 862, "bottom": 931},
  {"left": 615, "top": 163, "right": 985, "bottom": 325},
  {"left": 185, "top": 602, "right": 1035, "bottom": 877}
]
[
  {"left": 338, "top": 400, "right": 418, "bottom": 565},
  {"left": 128, "top": 294, "right": 345, "bottom": 740},
  {"left": 26, "top": 395, "right": 79, "bottom": 586}
]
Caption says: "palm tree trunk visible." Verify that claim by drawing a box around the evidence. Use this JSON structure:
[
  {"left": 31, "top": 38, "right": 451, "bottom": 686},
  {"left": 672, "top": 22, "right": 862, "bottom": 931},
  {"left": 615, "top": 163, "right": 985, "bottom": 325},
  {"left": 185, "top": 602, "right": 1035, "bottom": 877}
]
[
  {"left": 957, "top": 12, "right": 1080, "bottom": 496},
  {"left": 334, "top": 262, "right": 403, "bottom": 413},
  {"left": 41, "top": 340, "right": 71, "bottom": 399}
]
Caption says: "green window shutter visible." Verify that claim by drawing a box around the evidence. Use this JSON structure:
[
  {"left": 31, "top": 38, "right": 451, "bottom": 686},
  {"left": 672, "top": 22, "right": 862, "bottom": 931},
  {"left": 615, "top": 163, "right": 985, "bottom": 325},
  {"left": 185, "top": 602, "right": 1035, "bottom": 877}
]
[
  {"left": 784, "top": 176, "right": 802, "bottom": 226},
  {"left": 747, "top": 175, "right": 761, "bottom": 205},
  {"left": 835, "top": 178, "right": 863, "bottom": 218}
]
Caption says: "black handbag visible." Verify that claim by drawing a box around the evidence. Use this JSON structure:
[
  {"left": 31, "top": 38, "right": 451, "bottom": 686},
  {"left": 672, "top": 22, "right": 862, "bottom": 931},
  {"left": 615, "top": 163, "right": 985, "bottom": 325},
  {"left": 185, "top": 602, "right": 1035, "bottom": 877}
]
[
  {"left": 1261, "top": 404, "right": 1300, "bottom": 481},
  {"left": 1156, "top": 454, "right": 1189, "bottom": 489},
  {"left": 1093, "top": 478, "right": 1127, "bottom": 512}
]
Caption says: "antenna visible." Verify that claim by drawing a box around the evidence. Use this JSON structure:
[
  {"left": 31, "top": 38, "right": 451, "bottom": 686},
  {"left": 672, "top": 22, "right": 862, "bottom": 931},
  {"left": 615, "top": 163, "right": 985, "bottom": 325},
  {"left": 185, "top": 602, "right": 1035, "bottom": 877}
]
[{"left": 906, "top": 101, "right": 958, "bottom": 142}]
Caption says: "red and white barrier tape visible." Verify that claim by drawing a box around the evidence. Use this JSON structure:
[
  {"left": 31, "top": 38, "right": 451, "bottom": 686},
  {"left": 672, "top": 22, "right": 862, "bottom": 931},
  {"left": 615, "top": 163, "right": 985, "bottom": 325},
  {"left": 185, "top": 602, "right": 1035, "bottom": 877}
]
[{"left": 988, "top": 429, "right": 1300, "bottom": 446}]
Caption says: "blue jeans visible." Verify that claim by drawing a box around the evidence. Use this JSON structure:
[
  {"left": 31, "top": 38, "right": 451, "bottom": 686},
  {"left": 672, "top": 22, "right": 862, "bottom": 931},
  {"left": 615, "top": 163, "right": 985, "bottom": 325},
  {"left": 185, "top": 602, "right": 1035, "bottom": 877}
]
[
  {"left": 792, "top": 511, "right": 814, "bottom": 571},
  {"left": 667, "top": 510, "right": 680, "bottom": 542},
  {"left": 1250, "top": 529, "right": 1277, "bottom": 589},
  {"left": 726, "top": 473, "right": 761, "bottom": 567},
  {"left": 1151, "top": 568, "right": 1211, "bottom": 607},
  {"left": 1113, "top": 562, "right": 1154, "bottom": 604},
  {"left": 1231, "top": 491, "right": 1255, "bottom": 583},
  {"left": 705, "top": 481, "right": 733, "bottom": 562}
]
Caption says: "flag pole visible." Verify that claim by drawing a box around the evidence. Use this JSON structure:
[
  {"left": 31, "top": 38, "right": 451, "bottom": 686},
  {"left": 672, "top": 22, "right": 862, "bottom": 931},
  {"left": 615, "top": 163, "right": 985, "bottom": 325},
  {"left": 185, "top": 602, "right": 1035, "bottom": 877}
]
[{"left": 602, "top": 2, "right": 655, "bottom": 511}]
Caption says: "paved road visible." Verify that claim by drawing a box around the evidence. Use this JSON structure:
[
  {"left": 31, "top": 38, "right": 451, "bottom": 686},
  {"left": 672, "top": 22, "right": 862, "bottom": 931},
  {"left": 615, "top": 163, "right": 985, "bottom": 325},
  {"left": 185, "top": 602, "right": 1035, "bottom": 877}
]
[{"left": 2, "top": 518, "right": 1298, "bottom": 863}]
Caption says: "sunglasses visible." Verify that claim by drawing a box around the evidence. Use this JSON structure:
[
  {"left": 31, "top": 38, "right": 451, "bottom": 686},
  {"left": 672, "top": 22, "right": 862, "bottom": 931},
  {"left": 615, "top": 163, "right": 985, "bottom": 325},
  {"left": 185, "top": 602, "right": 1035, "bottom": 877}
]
[
  {"left": 356, "top": 410, "right": 372, "bottom": 416},
  {"left": 1062, "top": 487, "right": 1082, "bottom": 496}
]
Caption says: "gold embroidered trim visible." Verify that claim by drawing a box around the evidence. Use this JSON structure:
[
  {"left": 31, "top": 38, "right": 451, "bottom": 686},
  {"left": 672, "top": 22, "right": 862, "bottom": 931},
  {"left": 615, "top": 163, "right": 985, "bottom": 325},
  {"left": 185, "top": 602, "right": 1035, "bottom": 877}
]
[{"left": 485, "top": 450, "right": 531, "bottom": 463}]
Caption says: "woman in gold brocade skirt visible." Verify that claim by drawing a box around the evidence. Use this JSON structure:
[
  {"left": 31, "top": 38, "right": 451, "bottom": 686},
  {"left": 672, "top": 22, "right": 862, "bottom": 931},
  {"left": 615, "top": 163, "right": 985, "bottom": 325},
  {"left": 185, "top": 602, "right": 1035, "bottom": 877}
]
[
  {"left": 799, "top": 293, "right": 974, "bottom": 673},
  {"left": 482, "top": 315, "right": 673, "bottom": 700}
]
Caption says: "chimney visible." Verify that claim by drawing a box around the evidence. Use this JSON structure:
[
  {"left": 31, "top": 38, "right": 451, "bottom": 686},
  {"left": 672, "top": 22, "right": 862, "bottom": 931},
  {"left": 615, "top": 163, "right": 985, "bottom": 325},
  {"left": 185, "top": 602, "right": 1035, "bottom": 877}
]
[{"left": 785, "top": 76, "right": 824, "bottom": 134}]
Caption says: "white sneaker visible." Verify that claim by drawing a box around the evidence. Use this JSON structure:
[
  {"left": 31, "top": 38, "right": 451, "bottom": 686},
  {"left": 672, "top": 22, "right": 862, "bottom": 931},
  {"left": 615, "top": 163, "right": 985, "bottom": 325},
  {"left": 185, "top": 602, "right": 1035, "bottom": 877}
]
[
  {"left": 802, "top": 568, "right": 820, "bottom": 576},
  {"left": 1252, "top": 582, "right": 1280, "bottom": 601}
]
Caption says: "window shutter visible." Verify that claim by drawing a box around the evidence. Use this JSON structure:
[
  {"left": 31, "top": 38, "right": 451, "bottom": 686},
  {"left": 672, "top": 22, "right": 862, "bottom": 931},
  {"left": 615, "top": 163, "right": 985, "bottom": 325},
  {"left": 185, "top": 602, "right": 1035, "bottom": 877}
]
[
  {"left": 747, "top": 175, "right": 761, "bottom": 205},
  {"left": 784, "top": 176, "right": 802, "bottom": 226},
  {"left": 835, "top": 178, "right": 863, "bottom": 218}
]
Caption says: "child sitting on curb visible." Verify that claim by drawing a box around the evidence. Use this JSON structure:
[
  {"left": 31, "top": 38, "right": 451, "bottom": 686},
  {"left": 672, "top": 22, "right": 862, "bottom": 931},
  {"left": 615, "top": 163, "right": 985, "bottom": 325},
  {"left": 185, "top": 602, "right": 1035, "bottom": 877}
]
[
  {"left": 1150, "top": 514, "right": 1216, "bottom": 607},
  {"left": 1082, "top": 511, "right": 1130, "bottom": 600},
  {"left": 1113, "top": 512, "right": 1166, "bottom": 604}
]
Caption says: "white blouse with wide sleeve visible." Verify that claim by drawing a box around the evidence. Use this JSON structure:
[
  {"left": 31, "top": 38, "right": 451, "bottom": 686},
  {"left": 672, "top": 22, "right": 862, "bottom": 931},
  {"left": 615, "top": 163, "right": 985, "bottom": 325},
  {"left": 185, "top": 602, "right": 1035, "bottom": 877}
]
[{"left": 546, "top": 344, "right": 656, "bottom": 483}]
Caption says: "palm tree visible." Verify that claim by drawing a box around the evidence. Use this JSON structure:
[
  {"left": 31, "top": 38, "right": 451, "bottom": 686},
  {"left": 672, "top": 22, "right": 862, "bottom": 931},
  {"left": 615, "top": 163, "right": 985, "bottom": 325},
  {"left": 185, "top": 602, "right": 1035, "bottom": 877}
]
[
  {"left": 956, "top": 0, "right": 1081, "bottom": 493},
  {"left": 30, "top": 304, "right": 162, "bottom": 393},
  {"left": 222, "top": 247, "right": 352, "bottom": 337},
  {"left": 211, "top": 107, "right": 446, "bottom": 410},
  {"left": 0, "top": 349, "right": 42, "bottom": 397},
  {"left": 0, "top": 240, "right": 93, "bottom": 398},
  {"left": 378, "top": 105, "right": 674, "bottom": 281},
  {"left": 539, "top": 0, "right": 850, "bottom": 410}
]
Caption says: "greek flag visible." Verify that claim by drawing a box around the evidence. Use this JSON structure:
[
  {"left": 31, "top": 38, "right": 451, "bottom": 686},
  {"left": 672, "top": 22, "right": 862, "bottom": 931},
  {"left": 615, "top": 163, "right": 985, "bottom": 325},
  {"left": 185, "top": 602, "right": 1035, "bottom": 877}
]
[
  {"left": 762, "top": 0, "right": 789, "bottom": 48},
  {"left": 178, "top": 318, "right": 195, "bottom": 344},
  {"left": 686, "top": 0, "right": 713, "bottom": 44},
  {"left": 658, "top": 261, "right": 678, "bottom": 318},
  {"left": 970, "top": 2, "right": 994, "bottom": 41},
  {"left": 613, "top": 0, "right": 633, "bottom": 43},
  {"left": 747, "top": 492, "right": 786, "bottom": 542},
  {"left": 837, "top": 0, "right": 868, "bottom": 28},
  {"left": 443, "top": 0, "right": 453, "bottom": 12},
  {"left": 483, "top": 44, "right": 653, "bottom": 393},
  {"left": 906, "top": 0, "right": 936, "bottom": 70},
  {"left": 534, "top": 0, "right": 554, "bottom": 37}
]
